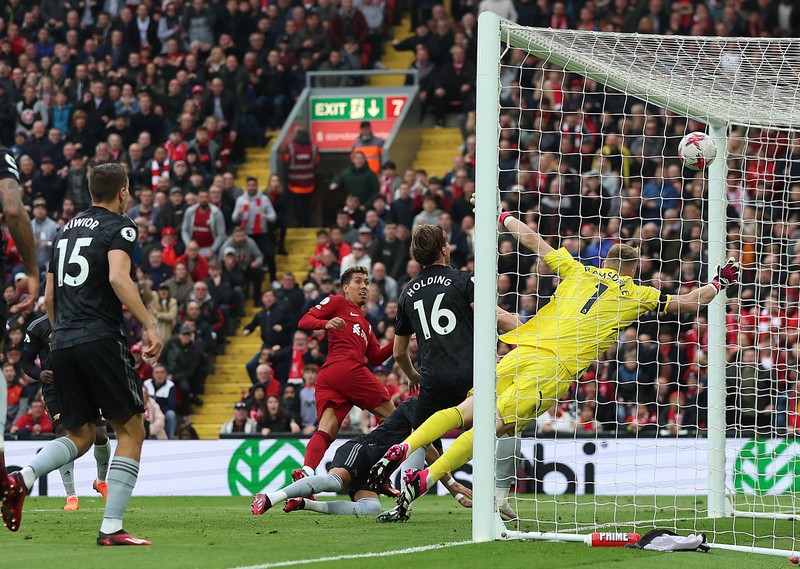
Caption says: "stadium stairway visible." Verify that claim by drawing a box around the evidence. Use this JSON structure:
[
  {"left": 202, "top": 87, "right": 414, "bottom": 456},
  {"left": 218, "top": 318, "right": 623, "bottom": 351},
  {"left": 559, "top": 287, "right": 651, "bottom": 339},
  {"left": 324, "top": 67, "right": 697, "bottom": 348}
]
[
  {"left": 234, "top": 132, "right": 278, "bottom": 188},
  {"left": 370, "top": 14, "right": 414, "bottom": 87},
  {"left": 368, "top": 13, "right": 463, "bottom": 178},
  {"left": 189, "top": 138, "right": 318, "bottom": 439},
  {"left": 413, "top": 128, "right": 463, "bottom": 178},
  {"left": 190, "top": 227, "right": 319, "bottom": 440}
]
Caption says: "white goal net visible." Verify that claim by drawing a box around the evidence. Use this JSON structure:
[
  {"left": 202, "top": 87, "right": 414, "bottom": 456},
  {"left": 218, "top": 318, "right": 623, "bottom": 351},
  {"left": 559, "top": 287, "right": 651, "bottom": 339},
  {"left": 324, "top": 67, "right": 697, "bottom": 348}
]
[{"left": 471, "top": 13, "right": 800, "bottom": 558}]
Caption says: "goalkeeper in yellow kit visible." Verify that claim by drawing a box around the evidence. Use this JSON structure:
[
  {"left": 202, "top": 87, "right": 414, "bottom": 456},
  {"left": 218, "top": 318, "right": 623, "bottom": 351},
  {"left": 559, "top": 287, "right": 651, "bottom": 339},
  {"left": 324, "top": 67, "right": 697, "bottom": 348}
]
[{"left": 368, "top": 210, "right": 740, "bottom": 520}]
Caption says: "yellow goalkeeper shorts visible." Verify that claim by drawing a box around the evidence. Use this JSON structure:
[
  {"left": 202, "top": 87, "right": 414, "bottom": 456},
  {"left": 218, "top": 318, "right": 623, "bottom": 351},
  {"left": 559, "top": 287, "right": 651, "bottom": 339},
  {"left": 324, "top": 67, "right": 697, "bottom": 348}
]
[{"left": 495, "top": 346, "right": 574, "bottom": 432}]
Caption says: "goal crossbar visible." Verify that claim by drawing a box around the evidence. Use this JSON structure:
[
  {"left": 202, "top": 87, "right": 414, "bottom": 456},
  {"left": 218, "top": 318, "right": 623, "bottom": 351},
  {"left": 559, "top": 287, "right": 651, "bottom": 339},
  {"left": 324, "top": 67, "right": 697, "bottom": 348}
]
[{"left": 500, "top": 22, "right": 800, "bottom": 129}]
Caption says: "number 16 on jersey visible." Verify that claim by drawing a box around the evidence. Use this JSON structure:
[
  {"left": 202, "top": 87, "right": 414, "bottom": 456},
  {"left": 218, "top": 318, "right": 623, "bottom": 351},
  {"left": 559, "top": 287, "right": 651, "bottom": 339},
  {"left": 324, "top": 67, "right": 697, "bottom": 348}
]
[{"left": 413, "top": 293, "right": 457, "bottom": 340}]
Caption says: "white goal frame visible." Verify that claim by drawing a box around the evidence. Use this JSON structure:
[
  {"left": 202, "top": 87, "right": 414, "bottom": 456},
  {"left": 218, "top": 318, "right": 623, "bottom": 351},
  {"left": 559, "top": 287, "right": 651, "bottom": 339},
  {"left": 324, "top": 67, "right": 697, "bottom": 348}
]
[{"left": 471, "top": 11, "right": 799, "bottom": 558}]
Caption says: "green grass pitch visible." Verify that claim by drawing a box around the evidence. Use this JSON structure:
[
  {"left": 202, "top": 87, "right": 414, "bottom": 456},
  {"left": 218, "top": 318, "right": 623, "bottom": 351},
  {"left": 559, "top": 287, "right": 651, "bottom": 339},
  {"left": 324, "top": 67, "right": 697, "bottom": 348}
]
[{"left": 0, "top": 495, "right": 795, "bottom": 568}]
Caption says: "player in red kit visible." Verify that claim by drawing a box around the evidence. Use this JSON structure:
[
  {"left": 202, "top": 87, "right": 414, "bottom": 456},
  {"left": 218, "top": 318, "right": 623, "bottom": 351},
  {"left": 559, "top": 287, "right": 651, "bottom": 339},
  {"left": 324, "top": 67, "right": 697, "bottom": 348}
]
[{"left": 295, "top": 266, "right": 395, "bottom": 484}]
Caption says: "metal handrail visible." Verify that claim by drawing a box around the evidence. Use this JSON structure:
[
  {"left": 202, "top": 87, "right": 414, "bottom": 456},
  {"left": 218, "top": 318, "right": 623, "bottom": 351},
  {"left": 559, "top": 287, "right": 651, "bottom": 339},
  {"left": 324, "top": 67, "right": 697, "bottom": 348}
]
[{"left": 305, "top": 68, "right": 419, "bottom": 88}]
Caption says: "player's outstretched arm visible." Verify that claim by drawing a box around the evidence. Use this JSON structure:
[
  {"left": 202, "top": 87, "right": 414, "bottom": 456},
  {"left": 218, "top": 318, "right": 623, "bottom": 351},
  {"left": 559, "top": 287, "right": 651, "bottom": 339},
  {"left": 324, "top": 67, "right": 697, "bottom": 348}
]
[
  {"left": 471, "top": 195, "right": 554, "bottom": 258},
  {"left": 666, "top": 257, "right": 739, "bottom": 314},
  {"left": 0, "top": 178, "right": 39, "bottom": 312},
  {"left": 499, "top": 213, "right": 555, "bottom": 258},
  {"left": 108, "top": 249, "right": 163, "bottom": 361}
]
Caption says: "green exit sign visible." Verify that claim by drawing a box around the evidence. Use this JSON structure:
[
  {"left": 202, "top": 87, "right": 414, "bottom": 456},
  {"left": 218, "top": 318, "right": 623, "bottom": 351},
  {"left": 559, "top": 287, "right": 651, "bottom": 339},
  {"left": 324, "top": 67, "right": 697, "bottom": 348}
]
[{"left": 311, "top": 97, "right": 386, "bottom": 121}]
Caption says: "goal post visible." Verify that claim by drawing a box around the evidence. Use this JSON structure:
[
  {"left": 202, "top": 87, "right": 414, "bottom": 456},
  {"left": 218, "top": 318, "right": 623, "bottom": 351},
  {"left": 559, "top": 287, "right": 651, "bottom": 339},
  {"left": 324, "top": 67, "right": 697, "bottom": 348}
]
[
  {"left": 706, "top": 123, "right": 731, "bottom": 521},
  {"left": 472, "top": 12, "right": 800, "bottom": 556},
  {"left": 472, "top": 10, "right": 502, "bottom": 544}
]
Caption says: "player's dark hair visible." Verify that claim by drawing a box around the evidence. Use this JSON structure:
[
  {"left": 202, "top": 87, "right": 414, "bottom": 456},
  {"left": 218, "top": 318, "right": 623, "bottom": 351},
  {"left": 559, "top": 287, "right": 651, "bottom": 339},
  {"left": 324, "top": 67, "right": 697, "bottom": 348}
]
[
  {"left": 341, "top": 266, "right": 368, "bottom": 286},
  {"left": 411, "top": 224, "right": 448, "bottom": 267},
  {"left": 88, "top": 162, "right": 128, "bottom": 203}
]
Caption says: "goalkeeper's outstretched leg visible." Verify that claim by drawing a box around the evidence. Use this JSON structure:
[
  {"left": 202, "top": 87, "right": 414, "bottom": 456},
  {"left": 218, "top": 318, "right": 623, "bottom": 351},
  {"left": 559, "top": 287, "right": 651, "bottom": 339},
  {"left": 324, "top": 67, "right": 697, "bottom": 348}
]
[{"left": 368, "top": 350, "right": 566, "bottom": 491}]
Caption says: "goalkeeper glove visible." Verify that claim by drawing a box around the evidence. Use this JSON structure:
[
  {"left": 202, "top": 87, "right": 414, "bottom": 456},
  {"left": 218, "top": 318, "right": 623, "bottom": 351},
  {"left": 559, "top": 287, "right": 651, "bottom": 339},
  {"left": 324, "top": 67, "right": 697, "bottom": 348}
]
[
  {"left": 470, "top": 195, "right": 513, "bottom": 226},
  {"left": 710, "top": 257, "right": 740, "bottom": 291}
]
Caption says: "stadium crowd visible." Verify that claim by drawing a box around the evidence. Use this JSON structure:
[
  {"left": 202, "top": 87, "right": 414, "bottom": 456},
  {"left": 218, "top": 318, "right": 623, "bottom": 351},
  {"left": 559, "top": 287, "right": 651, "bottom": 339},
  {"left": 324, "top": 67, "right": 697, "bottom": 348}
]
[{"left": 3, "top": 0, "right": 800, "bottom": 441}]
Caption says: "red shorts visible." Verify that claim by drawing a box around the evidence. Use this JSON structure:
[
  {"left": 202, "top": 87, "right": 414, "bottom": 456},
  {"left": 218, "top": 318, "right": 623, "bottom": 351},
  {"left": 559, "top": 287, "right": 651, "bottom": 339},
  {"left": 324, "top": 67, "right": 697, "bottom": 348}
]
[{"left": 315, "top": 360, "right": 391, "bottom": 424}]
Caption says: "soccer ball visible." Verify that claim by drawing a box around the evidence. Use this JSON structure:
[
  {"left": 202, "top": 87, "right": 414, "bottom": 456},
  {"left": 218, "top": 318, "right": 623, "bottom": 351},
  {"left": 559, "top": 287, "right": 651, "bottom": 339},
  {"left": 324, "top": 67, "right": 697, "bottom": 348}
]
[{"left": 678, "top": 131, "right": 717, "bottom": 171}]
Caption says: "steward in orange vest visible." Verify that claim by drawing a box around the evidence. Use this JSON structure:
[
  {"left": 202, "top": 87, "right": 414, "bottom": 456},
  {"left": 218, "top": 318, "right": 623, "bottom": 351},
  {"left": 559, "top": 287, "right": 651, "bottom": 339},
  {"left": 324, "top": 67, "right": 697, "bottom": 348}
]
[{"left": 351, "top": 120, "right": 384, "bottom": 176}]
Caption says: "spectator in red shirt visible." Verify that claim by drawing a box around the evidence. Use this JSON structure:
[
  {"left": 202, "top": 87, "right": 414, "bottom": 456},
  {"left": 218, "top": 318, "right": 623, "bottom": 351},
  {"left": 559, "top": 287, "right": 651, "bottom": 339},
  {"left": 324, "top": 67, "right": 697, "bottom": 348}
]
[
  {"left": 309, "top": 230, "right": 331, "bottom": 269},
  {"left": 164, "top": 131, "right": 188, "bottom": 163},
  {"left": 181, "top": 187, "right": 227, "bottom": 259},
  {"left": 578, "top": 405, "right": 602, "bottom": 433},
  {"left": 10, "top": 400, "right": 53, "bottom": 439},
  {"left": 130, "top": 343, "right": 153, "bottom": 383},
  {"left": 251, "top": 363, "right": 282, "bottom": 399},
  {"left": 176, "top": 240, "right": 210, "bottom": 283},
  {"left": 626, "top": 403, "right": 656, "bottom": 434},
  {"left": 269, "top": 329, "right": 325, "bottom": 387},
  {"left": 160, "top": 226, "right": 181, "bottom": 268},
  {"left": 373, "top": 365, "right": 398, "bottom": 400}
]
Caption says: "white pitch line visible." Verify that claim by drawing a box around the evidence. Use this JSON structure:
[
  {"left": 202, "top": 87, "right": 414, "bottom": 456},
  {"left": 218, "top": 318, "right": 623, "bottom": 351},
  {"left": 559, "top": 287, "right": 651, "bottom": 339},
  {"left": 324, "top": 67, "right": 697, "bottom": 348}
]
[
  {"left": 28, "top": 508, "right": 105, "bottom": 512},
  {"left": 229, "top": 540, "right": 473, "bottom": 569}
]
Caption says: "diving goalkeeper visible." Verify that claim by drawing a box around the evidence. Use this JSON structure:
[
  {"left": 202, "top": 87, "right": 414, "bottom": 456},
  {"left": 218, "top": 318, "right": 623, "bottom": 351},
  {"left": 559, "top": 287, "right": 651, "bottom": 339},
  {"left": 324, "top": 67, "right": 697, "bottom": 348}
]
[{"left": 369, "top": 210, "right": 740, "bottom": 518}]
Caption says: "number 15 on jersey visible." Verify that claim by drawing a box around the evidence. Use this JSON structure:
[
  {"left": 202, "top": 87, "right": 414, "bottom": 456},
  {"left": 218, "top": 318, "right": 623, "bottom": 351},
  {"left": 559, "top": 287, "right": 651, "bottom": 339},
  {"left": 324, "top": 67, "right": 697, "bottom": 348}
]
[{"left": 56, "top": 237, "right": 93, "bottom": 287}]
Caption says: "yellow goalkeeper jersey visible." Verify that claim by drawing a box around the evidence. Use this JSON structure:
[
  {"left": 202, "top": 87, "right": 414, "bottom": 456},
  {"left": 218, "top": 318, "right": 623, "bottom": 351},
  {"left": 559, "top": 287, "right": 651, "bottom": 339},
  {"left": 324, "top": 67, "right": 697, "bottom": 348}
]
[{"left": 499, "top": 247, "right": 669, "bottom": 375}]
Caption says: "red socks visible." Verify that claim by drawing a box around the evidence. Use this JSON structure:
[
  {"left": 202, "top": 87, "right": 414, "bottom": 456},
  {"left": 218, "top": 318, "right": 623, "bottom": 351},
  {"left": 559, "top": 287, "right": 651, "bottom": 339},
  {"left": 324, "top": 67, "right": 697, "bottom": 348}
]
[{"left": 303, "top": 431, "right": 334, "bottom": 470}]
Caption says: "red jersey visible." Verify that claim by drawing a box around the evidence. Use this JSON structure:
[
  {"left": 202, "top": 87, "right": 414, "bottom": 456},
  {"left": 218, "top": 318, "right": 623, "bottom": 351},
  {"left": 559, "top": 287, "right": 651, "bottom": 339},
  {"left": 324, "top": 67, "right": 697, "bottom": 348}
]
[
  {"left": 252, "top": 378, "right": 281, "bottom": 400},
  {"left": 191, "top": 206, "right": 214, "bottom": 248},
  {"left": 7, "top": 383, "right": 21, "bottom": 406},
  {"left": 297, "top": 294, "right": 393, "bottom": 369},
  {"left": 165, "top": 139, "right": 187, "bottom": 163},
  {"left": 310, "top": 243, "right": 328, "bottom": 268},
  {"left": 161, "top": 241, "right": 179, "bottom": 267},
  {"left": 288, "top": 348, "right": 307, "bottom": 382}
]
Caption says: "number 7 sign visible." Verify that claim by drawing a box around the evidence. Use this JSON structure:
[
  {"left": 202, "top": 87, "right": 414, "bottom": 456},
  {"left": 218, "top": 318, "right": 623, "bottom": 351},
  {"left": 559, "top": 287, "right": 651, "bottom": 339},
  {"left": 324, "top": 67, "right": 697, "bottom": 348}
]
[{"left": 386, "top": 97, "right": 408, "bottom": 118}]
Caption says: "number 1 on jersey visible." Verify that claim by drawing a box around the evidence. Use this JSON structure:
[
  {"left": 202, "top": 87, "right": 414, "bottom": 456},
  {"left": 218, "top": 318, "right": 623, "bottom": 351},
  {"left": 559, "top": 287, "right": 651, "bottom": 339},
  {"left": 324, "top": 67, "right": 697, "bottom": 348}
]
[
  {"left": 56, "top": 237, "right": 93, "bottom": 287},
  {"left": 580, "top": 282, "right": 609, "bottom": 315},
  {"left": 413, "top": 293, "right": 456, "bottom": 340}
]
